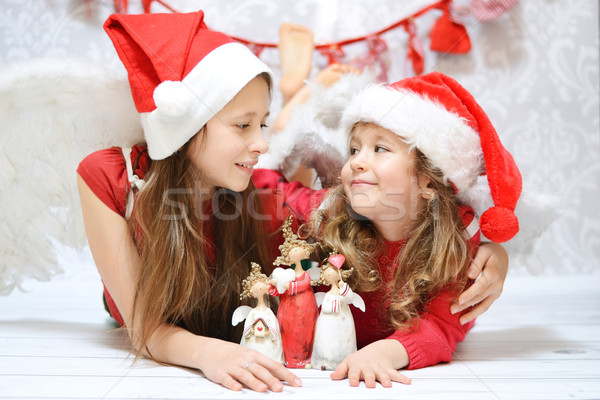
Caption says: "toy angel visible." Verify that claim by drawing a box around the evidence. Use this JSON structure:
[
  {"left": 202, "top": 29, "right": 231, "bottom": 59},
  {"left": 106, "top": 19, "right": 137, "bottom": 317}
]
[
  {"left": 311, "top": 251, "right": 365, "bottom": 370},
  {"left": 232, "top": 262, "right": 284, "bottom": 363},
  {"left": 269, "top": 216, "right": 318, "bottom": 368}
]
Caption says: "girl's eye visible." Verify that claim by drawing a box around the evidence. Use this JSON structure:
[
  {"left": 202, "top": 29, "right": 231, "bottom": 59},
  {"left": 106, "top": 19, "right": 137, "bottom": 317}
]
[
  {"left": 349, "top": 147, "right": 359, "bottom": 156},
  {"left": 375, "top": 145, "right": 388, "bottom": 153},
  {"left": 236, "top": 124, "right": 250, "bottom": 129},
  {"left": 261, "top": 124, "right": 269, "bottom": 129}
]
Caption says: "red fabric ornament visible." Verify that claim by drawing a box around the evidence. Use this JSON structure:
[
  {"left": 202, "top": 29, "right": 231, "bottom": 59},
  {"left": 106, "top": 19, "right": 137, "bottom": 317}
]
[
  {"left": 471, "top": 0, "right": 519, "bottom": 22},
  {"left": 404, "top": 20, "right": 425, "bottom": 75},
  {"left": 351, "top": 36, "right": 389, "bottom": 83},
  {"left": 430, "top": 6, "right": 471, "bottom": 54},
  {"left": 318, "top": 44, "right": 346, "bottom": 65}
]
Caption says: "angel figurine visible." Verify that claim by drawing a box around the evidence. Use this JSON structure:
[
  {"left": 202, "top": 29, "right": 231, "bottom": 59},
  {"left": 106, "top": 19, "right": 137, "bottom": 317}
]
[
  {"left": 232, "top": 262, "right": 284, "bottom": 363},
  {"left": 311, "top": 251, "right": 365, "bottom": 370},
  {"left": 269, "top": 215, "right": 319, "bottom": 368}
]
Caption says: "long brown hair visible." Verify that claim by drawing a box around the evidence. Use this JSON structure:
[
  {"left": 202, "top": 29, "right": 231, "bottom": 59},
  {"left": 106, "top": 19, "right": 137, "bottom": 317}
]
[
  {"left": 310, "top": 147, "right": 471, "bottom": 331},
  {"left": 130, "top": 74, "right": 273, "bottom": 361}
]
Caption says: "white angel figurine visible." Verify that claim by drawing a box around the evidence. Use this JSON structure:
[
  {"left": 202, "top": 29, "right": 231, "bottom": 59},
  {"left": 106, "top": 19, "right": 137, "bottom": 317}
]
[
  {"left": 311, "top": 252, "right": 365, "bottom": 371},
  {"left": 232, "top": 262, "right": 284, "bottom": 363}
]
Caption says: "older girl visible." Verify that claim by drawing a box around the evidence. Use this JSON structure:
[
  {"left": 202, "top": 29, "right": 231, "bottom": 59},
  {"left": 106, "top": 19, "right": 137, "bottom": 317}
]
[{"left": 77, "top": 11, "right": 300, "bottom": 392}]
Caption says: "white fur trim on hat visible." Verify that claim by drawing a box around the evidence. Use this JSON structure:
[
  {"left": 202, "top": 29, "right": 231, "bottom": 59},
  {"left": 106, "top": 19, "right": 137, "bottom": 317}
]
[
  {"left": 141, "top": 42, "right": 272, "bottom": 160},
  {"left": 341, "top": 84, "right": 493, "bottom": 213}
]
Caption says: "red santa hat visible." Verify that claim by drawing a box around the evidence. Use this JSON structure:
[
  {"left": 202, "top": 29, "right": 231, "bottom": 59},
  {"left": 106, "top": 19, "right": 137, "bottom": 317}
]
[
  {"left": 341, "top": 72, "right": 522, "bottom": 243},
  {"left": 104, "top": 11, "right": 272, "bottom": 160}
]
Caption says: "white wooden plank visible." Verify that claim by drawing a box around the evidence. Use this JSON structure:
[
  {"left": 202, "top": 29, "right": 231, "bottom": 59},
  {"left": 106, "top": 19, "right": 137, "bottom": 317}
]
[{"left": 455, "top": 341, "right": 600, "bottom": 360}]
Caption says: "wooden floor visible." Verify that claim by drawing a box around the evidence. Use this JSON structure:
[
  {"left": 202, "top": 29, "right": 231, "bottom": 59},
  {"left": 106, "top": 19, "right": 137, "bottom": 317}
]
[{"left": 1, "top": 248, "right": 599, "bottom": 399}]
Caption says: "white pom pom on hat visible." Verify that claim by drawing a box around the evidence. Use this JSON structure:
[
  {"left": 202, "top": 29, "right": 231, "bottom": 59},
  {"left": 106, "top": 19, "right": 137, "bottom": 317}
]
[{"left": 153, "top": 81, "right": 195, "bottom": 118}]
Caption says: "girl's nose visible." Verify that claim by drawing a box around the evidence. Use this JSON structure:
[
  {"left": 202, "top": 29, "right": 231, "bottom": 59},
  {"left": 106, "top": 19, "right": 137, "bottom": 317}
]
[
  {"left": 249, "top": 127, "right": 269, "bottom": 155},
  {"left": 350, "top": 151, "right": 369, "bottom": 171}
]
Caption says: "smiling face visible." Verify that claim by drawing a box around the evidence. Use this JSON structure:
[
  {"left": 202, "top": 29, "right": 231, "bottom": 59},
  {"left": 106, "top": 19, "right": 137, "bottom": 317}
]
[
  {"left": 187, "top": 75, "right": 270, "bottom": 192},
  {"left": 341, "top": 122, "right": 425, "bottom": 238}
]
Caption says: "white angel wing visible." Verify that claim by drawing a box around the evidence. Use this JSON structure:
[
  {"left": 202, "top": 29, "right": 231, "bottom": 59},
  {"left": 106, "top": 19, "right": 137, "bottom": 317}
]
[
  {"left": 314, "top": 292, "right": 326, "bottom": 308},
  {"left": 351, "top": 293, "right": 366, "bottom": 312},
  {"left": 0, "top": 57, "right": 143, "bottom": 294},
  {"left": 231, "top": 305, "right": 253, "bottom": 326},
  {"left": 306, "top": 262, "right": 321, "bottom": 281}
]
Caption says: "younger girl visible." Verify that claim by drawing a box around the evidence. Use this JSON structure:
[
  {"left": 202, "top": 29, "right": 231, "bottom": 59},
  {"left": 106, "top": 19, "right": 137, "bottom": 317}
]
[{"left": 254, "top": 71, "right": 521, "bottom": 387}]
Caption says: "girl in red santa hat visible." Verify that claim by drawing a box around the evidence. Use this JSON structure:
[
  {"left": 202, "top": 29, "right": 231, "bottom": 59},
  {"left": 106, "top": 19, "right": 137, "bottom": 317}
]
[
  {"left": 254, "top": 71, "right": 521, "bottom": 387},
  {"left": 77, "top": 10, "right": 305, "bottom": 393}
]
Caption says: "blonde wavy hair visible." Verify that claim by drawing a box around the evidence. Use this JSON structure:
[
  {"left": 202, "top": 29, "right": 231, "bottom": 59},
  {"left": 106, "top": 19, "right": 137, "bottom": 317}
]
[
  {"left": 273, "top": 215, "right": 317, "bottom": 267},
  {"left": 240, "top": 262, "right": 270, "bottom": 300},
  {"left": 309, "top": 144, "right": 471, "bottom": 331}
]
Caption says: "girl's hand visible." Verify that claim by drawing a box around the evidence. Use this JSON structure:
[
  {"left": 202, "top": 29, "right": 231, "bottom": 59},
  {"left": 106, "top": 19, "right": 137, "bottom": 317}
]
[
  {"left": 451, "top": 242, "right": 509, "bottom": 324},
  {"left": 197, "top": 338, "right": 301, "bottom": 392},
  {"left": 330, "top": 340, "right": 411, "bottom": 388}
]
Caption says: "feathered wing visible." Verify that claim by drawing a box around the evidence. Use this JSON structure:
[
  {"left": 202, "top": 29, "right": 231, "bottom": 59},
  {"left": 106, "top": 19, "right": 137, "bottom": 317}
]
[
  {"left": 314, "top": 292, "right": 326, "bottom": 308},
  {"left": 0, "top": 57, "right": 144, "bottom": 295},
  {"left": 257, "top": 71, "right": 376, "bottom": 187},
  {"left": 231, "top": 305, "right": 253, "bottom": 326},
  {"left": 350, "top": 293, "right": 365, "bottom": 312}
]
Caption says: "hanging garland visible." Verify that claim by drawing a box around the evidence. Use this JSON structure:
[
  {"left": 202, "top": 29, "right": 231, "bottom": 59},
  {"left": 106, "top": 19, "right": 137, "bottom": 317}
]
[{"left": 98, "top": 0, "right": 518, "bottom": 78}]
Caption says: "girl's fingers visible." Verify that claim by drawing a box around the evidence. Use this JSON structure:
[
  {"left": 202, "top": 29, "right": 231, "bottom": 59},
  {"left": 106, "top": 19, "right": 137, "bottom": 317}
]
[
  {"left": 330, "top": 360, "right": 349, "bottom": 381},
  {"left": 347, "top": 365, "right": 361, "bottom": 387},
  {"left": 363, "top": 369, "right": 377, "bottom": 388},
  {"left": 263, "top": 360, "right": 302, "bottom": 387},
  {"left": 390, "top": 369, "right": 412, "bottom": 385},
  {"left": 234, "top": 367, "right": 269, "bottom": 392},
  {"left": 460, "top": 295, "right": 494, "bottom": 325},
  {"left": 247, "top": 362, "right": 284, "bottom": 392},
  {"left": 376, "top": 371, "right": 392, "bottom": 388},
  {"left": 220, "top": 374, "right": 243, "bottom": 391}
]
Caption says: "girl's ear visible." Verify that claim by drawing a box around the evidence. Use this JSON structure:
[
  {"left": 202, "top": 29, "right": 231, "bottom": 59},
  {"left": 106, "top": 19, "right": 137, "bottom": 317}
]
[{"left": 418, "top": 173, "right": 437, "bottom": 200}]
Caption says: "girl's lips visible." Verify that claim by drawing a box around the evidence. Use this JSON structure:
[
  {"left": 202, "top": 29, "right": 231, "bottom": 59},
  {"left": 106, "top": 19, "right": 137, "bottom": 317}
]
[
  {"left": 351, "top": 179, "right": 376, "bottom": 187},
  {"left": 235, "top": 162, "right": 256, "bottom": 175}
]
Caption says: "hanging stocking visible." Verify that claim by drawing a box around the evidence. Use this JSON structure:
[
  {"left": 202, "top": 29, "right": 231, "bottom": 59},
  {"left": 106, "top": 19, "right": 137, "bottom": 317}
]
[
  {"left": 351, "top": 36, "right": 389, "bottom": 83},
  {"left": 318, "top": 45, "right": 346, "bottom": 65},
  {"left": 114, "top": 0, "right": 128, "bottom": 13},
  {"left": 471, "top": 0, "right": 519, "bottom": 22},
  {"left": 430, "top": 1, "right": 471, "bottom": 54},
  {"left": 404, "top": 20, "right": 425, "bottom": 76}
]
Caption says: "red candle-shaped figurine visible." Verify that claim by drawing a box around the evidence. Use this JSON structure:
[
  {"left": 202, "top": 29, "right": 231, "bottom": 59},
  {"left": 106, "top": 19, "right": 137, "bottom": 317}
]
[{"left": 269, "top": 216, "right": 318, "bottom": 368}]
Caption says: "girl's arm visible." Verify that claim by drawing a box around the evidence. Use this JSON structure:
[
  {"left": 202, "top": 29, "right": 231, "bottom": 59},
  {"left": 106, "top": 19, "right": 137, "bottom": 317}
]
[
  {"left": 77, "top": 175, "right": 300, "bottom": 392},
  {"left": 331, "top": 288, "right": 471, "bottom": 387},
  {"left": 451, "top": 242, "right": 509, "bottom": 324}
]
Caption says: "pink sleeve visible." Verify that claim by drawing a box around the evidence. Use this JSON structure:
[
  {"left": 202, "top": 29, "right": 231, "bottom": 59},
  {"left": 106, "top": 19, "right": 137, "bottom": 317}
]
[
  {"left": 252, "top": 168, "right": 328, "bottom": 223},
  {"left": 268, "top": 284, "right": 281, "bottom": 297},
  {"left": 387, "top": 289, "right": 475, "bottom": 370},
  {"left": 77, "top": 147, "right": 128, "bottom": 217}
]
